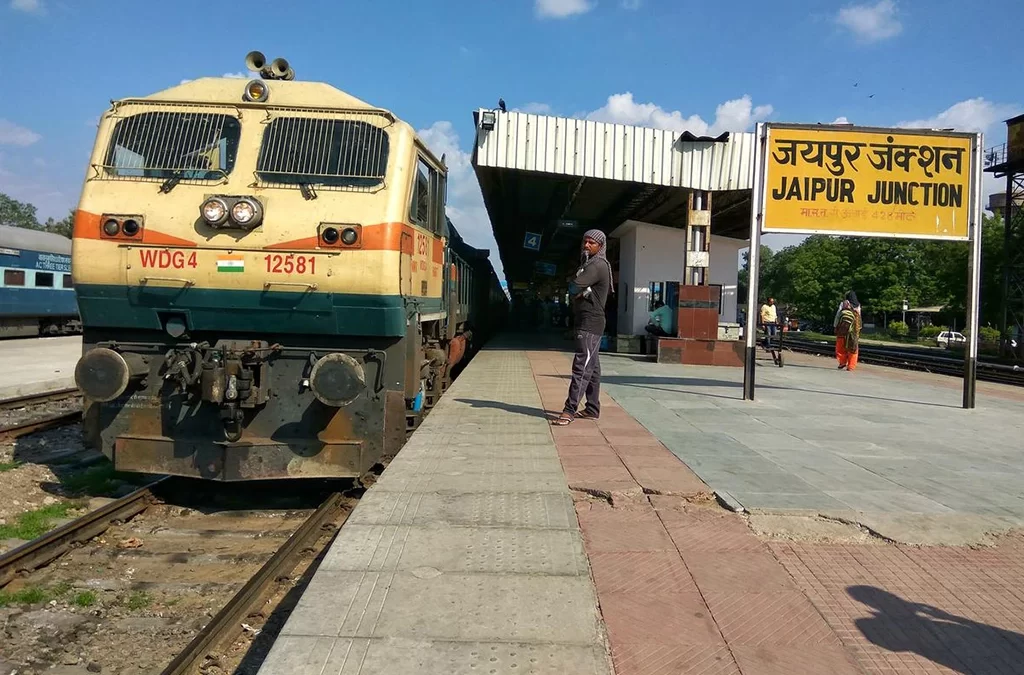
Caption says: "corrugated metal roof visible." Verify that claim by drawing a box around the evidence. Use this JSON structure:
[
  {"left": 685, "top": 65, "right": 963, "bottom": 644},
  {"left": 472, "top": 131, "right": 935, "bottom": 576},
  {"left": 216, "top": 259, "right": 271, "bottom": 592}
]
[
  {"left": 0, "top": 224, "right": 72, "bottom": 255},
  {"left": 472, "top": 110, "right": 755, "bottom": 192}
]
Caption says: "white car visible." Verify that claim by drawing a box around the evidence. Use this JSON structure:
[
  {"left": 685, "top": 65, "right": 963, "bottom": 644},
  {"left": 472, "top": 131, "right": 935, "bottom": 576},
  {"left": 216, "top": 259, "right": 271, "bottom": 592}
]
[{"left": 936, "top": 331, "right": 966, "bottom": 347}]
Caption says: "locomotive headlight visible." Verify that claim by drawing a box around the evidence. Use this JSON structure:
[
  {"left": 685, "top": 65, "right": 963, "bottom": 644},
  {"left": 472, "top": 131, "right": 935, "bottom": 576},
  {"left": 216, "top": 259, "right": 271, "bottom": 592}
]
[
  {"left": 102, "top": 219, "right": 120, "bottom": 236},
  {"left": 242, "top": 80, "right": 269, "bottom": 103},
  {"left": 341, "top": 227, "right": 358, "bottom": 245},
  {"left": 230, "top": 198, "right": 262, "bottom": 227},
  {"left": 201, "top": 198, "right": 229, "bottom": 226}
]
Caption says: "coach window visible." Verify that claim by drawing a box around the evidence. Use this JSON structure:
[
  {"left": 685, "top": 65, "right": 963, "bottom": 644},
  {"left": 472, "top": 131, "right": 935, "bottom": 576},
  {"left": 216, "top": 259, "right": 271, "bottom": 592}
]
[
  {"left": 432, "top": 171, "right": 446, "bottom": 236},
  {"left": 3, "top": 270, "right": 25, "bottom": 287},
  {"left": 35, "top": 272, "right": 54, "bottom": 288},
  {"left": 410, "top": 157, "right": 433, "bottom": 230},
  {"left": 63, "top": 274, "right": 73, "bottom": 289}
]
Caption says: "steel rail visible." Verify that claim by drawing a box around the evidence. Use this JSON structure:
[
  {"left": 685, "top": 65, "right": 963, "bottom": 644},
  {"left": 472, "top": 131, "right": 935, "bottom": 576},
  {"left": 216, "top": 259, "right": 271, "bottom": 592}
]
[
  {"left": 0, "top": 410, "right": 83, "bottom": 440},
  {"left": 0, "top": 387, "right": 80, "bottom": 411},
  {"left": 159, "top": 491, "right": 348, "bottom": 675},
  {"left": 0, "top": 477, "right": 169, "bottom": 587}
]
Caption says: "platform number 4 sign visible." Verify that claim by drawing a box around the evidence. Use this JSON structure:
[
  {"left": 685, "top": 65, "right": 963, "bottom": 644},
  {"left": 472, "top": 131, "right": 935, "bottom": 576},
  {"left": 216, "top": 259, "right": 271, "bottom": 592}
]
[{"left": 523, "top": 232, "right": 541, "bottom": 251}]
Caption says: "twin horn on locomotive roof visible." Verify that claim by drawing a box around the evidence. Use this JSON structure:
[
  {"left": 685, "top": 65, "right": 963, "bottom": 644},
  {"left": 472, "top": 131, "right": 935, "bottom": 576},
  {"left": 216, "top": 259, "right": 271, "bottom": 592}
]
[{"left": 245, "top": 51, "right": 294, "bottom": 81}]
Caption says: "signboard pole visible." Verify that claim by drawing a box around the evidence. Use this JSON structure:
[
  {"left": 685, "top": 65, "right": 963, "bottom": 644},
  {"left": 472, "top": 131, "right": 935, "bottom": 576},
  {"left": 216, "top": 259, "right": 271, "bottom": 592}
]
[
  {"left": 962, "top": 132, "right": 984, "bottom": 409},
  {"left": 743, "top": 123, "right": 767, "bottom": 401}
]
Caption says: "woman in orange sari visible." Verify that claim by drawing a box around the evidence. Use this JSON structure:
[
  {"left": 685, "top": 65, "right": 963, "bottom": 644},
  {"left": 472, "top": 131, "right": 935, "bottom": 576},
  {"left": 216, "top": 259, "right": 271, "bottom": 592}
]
[{"left": 834, "top": 298, "right": 862, "bottom": 370}]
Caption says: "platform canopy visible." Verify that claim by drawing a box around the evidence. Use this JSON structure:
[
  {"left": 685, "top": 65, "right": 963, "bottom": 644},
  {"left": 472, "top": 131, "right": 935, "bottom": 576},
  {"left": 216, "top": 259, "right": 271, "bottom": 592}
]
[{"left": 471, "top": 109, "right": 756, "bottom": 285}]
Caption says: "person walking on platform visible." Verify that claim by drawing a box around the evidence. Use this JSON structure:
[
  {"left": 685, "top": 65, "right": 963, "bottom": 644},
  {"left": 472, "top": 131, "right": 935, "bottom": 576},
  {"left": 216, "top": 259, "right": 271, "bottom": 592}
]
[
  {"left": 759, "top": 297, "right": 778, "bottom": 350},
  {"left": 834, "top": 298, "right": 862, "bottom": 370},
  {"left": 553, "top": 229, "right": 613, "bottom": 426}
]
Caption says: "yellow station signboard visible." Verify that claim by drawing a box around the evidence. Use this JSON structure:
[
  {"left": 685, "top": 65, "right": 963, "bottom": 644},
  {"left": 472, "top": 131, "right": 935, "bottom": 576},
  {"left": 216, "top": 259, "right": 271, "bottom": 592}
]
[{"left": 761, "top": 124, "right": 976, "bottom": 240}]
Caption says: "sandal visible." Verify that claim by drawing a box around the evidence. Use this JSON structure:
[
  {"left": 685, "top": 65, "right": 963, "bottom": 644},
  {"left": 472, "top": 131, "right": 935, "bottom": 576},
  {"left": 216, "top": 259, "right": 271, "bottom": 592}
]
[
  {"left": 551, "top": 414, "right": 573, "bottom": 426},
  {"left": 576, "top": 410, "right": 599, "bottom": 420}
]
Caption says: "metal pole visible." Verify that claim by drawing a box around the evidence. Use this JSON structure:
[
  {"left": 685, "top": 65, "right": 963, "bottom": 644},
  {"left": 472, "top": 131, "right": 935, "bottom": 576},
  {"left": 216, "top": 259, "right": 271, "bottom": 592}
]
[
  {"left": 743, "top": 123, "right": 767, "bottom": 400},
  {"left": 1001, "top": 172, "right": 1013, "bottom": 355},
  {"left": 963, "top": 132, "right": 984, "bottom": 409}
]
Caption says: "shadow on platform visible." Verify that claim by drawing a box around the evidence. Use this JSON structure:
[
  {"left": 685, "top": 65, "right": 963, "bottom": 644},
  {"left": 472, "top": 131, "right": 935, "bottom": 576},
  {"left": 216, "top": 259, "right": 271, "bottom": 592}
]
[
  {"left": 545, "top": 373, "right": 957, "bottom": 409},
  {"left": 850, "top": 586, "right": 1024, "bottom": 672},
  {"left": 455, "top": 398, "right": 553, "bottom": 419}
]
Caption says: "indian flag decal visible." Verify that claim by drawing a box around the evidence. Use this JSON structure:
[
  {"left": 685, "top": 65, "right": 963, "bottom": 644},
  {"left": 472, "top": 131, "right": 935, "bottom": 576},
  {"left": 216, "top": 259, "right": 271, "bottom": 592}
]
[{"left": 216, "top": 255, "right": 244, "bottom": 273}]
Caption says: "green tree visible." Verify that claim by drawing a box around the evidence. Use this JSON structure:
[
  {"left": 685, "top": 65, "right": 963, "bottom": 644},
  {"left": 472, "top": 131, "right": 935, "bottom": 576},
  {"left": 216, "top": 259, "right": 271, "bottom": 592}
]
[
  {"left": 44, "top": 210, "right": 75, "bottom": 239},
  {"left": 738, "top": 245, "right": 773, "bottom": 306},
  {"left": 0, "top": 193, "right": 73, "bottom": 239},
  {"left": 0, "top": 193, "right": 41, "bottom": 230},
  {"left": 736, "top": 212, "right": 1006, "bottom": 331}
]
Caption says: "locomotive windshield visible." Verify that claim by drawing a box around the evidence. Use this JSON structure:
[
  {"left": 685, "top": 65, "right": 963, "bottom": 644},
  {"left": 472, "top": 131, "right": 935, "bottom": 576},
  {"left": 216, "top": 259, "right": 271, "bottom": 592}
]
[
  {"left": 103, "top": 111, "right": 241, "bottom": 181},
  {"left": 255, "top": 117, "right": 389, "bottom": 190}
]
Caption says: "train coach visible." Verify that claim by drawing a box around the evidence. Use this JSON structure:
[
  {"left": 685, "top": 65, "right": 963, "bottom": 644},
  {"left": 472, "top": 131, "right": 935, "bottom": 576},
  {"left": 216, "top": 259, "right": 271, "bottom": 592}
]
[
  {"left": 0, "top": 224, "right": 81, "bottom": 338},
  {"left": 71, "top": 52, "right": 506, "bottom": 482}
]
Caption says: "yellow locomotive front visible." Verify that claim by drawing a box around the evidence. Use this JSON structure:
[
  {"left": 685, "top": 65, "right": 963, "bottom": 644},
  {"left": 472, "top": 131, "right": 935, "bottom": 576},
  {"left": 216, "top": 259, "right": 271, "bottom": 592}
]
[{"left": 71, "top": 55, "right": 456, "bottom": 481}]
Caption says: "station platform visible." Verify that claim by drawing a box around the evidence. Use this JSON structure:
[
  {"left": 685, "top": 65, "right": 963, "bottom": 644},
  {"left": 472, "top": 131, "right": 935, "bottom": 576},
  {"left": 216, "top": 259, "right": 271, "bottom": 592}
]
[
  {"left": 258, "top": 337, "right": 1024, "bottom": 675},
  {"left": 0, "top": 335, "right": 80, "bottom": 401}
]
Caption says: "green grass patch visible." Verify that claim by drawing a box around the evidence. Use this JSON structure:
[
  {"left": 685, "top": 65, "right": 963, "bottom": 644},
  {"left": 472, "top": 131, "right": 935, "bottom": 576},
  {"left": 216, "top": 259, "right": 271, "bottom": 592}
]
[
  {"left": 0, "top": 582, "right": 90, "bottom": 608},
  {"left": 73, "top": 590, "right": 97, "bottom": 607},
  {"left": 0, "top": 502, "right": 77, "bottom": 540},
  {"left": 0, "top": 461, "right": 21, "bottom": 473},
  {"left": 126, "top": 590, "right": 151, "bottom": 610},
  {"left": 0, "top": 586, "right": 49, "bottom": 607},
  {"left": 52, "top": 580, "right": 74, "bottom": 597}
]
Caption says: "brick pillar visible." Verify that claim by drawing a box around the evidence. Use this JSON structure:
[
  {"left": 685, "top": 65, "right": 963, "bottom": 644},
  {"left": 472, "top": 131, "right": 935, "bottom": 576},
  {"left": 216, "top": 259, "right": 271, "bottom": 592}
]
[{"left": 677, "top": 190, "right": 717, "bottom": 339}]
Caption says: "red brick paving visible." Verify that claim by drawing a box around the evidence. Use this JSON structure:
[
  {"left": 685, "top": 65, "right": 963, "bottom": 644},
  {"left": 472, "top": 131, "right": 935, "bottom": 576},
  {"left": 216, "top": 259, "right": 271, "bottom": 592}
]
[
  {"left": 526, "top": 350, "right": 1024, "bottom": 675},
  {"left": 771, "top": 536, "right": 1024, "bottom": 674}
]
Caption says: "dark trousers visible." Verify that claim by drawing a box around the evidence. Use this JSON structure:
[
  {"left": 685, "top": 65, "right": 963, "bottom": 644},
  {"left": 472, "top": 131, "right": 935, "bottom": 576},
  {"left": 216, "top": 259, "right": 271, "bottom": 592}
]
[
  {"left": 563, "top": 330, "right": 602, "bottom": 418},
  {"left": 645, "top": 324, "right": 669, "bottom": 337}
]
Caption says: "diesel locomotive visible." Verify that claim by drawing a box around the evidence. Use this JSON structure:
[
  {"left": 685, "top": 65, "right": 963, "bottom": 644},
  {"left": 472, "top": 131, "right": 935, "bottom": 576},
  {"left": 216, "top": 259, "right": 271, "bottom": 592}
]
[{"left": 71, "top": 52, "right": 505, "bottom": 481}]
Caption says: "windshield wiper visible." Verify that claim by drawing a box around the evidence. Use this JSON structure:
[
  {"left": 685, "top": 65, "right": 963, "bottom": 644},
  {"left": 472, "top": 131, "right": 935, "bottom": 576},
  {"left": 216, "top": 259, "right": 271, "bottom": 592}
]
[
  {"left": 159, "top": 171, "right": 182, "bottom": 194},
  {"left": 158, "top": 168, "right": 228, "bottom": 194}
]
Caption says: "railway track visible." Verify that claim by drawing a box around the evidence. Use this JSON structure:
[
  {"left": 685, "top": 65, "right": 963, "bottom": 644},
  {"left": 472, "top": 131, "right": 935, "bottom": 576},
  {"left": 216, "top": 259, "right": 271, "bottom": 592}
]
[
  {"left": 0, "top": 387, "right": 83, "bottom": 445},
  {"left": 0, "top": 386, "right": 80, "bottom": 411},
  {"left": 0, "top": 476, "right": 363, "bottom": 675},
  {"left": 783, "top": 337, "right": 1024, "bottom": 386}
]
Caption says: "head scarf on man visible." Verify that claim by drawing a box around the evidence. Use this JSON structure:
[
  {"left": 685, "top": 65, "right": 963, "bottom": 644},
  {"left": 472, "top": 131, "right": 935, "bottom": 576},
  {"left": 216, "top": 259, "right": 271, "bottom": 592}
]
[{"left": 580, "top": 228, "right": 614, "bottom": 294}]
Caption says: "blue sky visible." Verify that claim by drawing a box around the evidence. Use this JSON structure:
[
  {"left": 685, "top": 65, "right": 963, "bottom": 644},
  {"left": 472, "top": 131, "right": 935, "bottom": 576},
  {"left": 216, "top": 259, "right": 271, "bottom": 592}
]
[{"left": 2, "top": 0, "right": 1020, "bottom": 277}]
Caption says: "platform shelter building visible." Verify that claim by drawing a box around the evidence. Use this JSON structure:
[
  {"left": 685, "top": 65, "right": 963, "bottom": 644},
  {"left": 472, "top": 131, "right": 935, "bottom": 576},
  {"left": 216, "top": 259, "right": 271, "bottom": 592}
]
[{"left": 471, "top": 109, "right": 756, "bottom": 365}]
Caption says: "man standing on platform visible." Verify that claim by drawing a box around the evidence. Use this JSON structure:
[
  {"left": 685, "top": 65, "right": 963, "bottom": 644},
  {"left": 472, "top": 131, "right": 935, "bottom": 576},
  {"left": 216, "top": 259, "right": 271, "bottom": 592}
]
[
  {"left": 553, "top": 229, "right": 612, "bottom": 426},
  {"left": 759, "top": 297, "right": 778, "bottom": 350}
]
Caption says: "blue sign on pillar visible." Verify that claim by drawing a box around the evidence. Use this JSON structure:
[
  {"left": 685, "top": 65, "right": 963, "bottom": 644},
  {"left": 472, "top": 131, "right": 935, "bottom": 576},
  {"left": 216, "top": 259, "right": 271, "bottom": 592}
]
[{"left": 523, "top": 232, "right": 541, "bottom": 251}]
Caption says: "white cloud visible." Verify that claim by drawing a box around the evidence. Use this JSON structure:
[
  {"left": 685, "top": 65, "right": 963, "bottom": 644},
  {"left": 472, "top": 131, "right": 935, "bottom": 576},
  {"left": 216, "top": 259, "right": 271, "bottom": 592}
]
[
  {"left": 417, "top": 121, "right": 503, "bottom": 280},
  {"left": 836, "top": 0, "right": 902, "bottom": 42},
  {"left": 897, "top": 97, "right": 1020, "bottom": 134},
  {"left": 832, "top": 116, "right": 851, "bottom": 124},
  {"left": 535, "top": 0, "right": 593, "bottom": 19},
  {"left": 512, "top": 102, "right": 553, "bottom": 115},
  {"left": 0, "top": 119, "right": 41, "bottom": 147},
  {"left": 621, "top": 0, "right": 642, "bottom": 9},
  {"left": 586, "top": 93, "right": 772, "bottom": 136},
  {"left": 180, "top": 71, "right": 259, "bottom": 86},
  {"left": 899, "top": 97, "right": 1024, "bottom": 211},
  {"left": 0, "top": 155, "right": 71, "bottom": 220},
  {"left": 10, "top": 0, "right": 44, "bottom": 14}
]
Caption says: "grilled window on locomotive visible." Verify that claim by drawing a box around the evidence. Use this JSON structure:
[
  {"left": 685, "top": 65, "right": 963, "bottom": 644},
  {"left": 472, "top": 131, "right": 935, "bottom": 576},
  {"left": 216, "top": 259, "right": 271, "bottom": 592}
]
[{"left": 105, "top": 112, "right": 241, "bottom": 180}]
